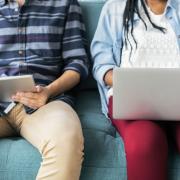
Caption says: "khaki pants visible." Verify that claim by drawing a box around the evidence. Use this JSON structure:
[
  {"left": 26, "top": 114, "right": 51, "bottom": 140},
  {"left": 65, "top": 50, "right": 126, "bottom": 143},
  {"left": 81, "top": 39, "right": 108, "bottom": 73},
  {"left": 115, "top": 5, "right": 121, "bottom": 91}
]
[{"left": 0, "top": 101, "right": 84, "bottom": 180}]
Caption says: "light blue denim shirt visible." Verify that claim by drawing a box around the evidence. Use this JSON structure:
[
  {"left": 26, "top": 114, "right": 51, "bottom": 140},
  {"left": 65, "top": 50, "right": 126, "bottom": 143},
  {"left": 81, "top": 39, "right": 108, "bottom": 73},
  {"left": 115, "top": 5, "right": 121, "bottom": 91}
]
[{"left": 91, "top": 0, "right": 180, "bottom": 117}]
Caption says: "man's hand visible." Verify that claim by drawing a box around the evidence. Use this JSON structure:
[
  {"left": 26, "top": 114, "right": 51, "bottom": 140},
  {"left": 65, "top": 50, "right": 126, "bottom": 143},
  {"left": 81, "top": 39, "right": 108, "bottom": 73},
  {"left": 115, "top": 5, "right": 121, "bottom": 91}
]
[
  {"left": 11, "top": 70, "right": 80, "bottom": 110},
  {"left": 12, "top": 86, "right": 50, "bottom": 110}
]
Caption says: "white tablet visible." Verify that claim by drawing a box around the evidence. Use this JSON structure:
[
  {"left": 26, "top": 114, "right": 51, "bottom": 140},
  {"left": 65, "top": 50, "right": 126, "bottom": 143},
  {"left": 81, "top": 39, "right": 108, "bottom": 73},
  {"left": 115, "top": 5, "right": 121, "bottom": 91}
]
[{"left": 0, "top": 75, "right": 35, "bottom": 102}]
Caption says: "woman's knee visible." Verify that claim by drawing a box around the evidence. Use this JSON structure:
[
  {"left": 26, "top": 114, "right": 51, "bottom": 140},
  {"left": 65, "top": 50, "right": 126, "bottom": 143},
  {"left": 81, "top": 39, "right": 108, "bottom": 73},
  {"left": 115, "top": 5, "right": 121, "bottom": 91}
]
[{"left": 124, "top": 121, "right": 168, "bottom": 158}]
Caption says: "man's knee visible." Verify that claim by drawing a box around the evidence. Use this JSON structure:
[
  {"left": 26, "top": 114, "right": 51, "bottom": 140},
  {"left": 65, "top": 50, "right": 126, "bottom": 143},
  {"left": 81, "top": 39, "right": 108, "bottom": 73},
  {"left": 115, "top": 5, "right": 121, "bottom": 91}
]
[
  {"left": 56, "top": 122, "right": 84, "bottom": 148},
  {"left": 40, "top": 112, "right": 84, "bottom": 154},
  {"left": 28, "top": 100, "right": 84, "bottom": 155},
  {"left": 40, "top": 126, "right": 84, "bottom": 160}
]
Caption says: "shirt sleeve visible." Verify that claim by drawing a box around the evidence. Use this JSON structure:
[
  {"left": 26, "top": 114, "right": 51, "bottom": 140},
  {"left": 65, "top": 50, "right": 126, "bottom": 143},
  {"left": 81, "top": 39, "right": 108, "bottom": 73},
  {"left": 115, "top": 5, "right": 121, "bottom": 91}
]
[
  {"left": 62, "top": 0, "right": 89, "bottom": 81},
  {"left": 91, "top": 2, "right": 122, "bottom": 87}
]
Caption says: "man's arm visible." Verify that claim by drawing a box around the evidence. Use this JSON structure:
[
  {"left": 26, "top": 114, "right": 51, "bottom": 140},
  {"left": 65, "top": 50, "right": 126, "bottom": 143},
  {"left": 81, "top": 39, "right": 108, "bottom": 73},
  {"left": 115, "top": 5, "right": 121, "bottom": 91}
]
[
  {"left": 12, "top": 70, "right": 80, "bottom": 110},
  {"left": 48, "top": 0, "right": 88, "bottom": 95},
  {"left": 12, "top": 0, "right": 89, "bottom": 109},
  {"left": 46, "top": 70, "right": 80, "bottom": 98},
  {"left": 61, "top": 0, "right": 89, "bottom": 81}
]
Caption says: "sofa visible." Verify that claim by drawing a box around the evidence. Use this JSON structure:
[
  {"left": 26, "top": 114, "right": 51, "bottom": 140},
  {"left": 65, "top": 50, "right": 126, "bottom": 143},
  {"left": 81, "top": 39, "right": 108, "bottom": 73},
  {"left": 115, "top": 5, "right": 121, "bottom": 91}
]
[{"left": 0, "top": 0, "right": 180, "bottom": 180}]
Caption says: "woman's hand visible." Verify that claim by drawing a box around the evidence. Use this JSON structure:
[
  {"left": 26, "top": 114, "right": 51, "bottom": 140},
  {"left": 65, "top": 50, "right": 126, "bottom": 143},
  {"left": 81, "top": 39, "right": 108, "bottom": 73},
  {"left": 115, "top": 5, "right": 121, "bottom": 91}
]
[
  {"left": 12, "top": 85, "right": 50, "bottom": 110},
  {"left": 104, "top": 69, "right": 113, "bottom": 87}
]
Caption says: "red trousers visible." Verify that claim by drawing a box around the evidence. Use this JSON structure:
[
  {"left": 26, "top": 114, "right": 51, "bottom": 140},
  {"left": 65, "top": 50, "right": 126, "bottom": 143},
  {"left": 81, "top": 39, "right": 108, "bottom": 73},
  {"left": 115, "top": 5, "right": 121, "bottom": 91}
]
[{"left": 108, "top": 96, "right": 180, "bottom": 180}]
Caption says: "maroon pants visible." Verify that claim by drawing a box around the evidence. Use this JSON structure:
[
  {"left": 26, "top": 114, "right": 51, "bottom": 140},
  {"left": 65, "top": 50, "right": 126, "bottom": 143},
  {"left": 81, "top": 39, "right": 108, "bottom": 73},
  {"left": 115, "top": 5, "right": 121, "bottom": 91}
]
[{"left": 108, "top": 96, "right": 180, "bottom": 180}]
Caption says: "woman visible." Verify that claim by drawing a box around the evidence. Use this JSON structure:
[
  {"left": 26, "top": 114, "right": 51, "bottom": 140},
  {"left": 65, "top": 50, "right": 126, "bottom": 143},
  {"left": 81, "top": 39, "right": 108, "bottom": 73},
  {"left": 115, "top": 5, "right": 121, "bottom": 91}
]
[{"left": 91, "top": 0, "right": 180, "bottom": 180}]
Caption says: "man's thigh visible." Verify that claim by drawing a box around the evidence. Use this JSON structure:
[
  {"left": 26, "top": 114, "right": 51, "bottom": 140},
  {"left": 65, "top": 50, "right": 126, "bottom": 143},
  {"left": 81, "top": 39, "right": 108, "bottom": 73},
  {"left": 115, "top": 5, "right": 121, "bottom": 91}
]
[
  {"left": 0, "top": 116, "right": 17, "bottom": 137},
  {"left": 20, "top": 101, "right": 83, "bottom": 150}
]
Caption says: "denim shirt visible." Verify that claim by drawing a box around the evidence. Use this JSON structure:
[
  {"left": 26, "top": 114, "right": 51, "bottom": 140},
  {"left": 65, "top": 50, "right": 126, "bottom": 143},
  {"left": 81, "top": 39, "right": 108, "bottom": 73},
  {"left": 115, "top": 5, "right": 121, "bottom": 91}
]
[{"left": 91, "top": 0, "right": 180, "bottom": 116}]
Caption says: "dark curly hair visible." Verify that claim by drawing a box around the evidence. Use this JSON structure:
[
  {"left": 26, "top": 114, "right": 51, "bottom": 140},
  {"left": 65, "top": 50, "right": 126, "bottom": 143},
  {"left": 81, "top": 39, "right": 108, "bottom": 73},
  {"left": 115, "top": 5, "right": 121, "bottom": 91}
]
[{"left": 123, "top": 0, "right": 166, "bottom": 48}]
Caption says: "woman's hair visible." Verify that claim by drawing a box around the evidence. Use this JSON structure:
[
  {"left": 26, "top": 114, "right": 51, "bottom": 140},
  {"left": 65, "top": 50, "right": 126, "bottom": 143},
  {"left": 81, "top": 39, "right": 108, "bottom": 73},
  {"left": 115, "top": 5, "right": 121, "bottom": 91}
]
[{"left": 123, "top": 0, "right": 166, "bottom": 47}]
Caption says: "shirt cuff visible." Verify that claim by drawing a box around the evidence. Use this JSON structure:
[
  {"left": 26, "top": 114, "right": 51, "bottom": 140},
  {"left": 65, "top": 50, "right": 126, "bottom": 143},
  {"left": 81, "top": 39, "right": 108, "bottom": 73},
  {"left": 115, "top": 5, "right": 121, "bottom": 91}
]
[
  {"left": 95, "top": 64, "right": 115, "bottom": 87},
  {"left": 63, "top": 61, "right": 88, "bottom": 80}
]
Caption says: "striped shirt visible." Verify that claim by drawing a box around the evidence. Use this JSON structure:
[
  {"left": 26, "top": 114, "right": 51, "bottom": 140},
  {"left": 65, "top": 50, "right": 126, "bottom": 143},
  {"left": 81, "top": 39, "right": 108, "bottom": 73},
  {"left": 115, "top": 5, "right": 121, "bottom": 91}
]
[{"left": 0, "top": 0, "right": 89, "bottom": 115}]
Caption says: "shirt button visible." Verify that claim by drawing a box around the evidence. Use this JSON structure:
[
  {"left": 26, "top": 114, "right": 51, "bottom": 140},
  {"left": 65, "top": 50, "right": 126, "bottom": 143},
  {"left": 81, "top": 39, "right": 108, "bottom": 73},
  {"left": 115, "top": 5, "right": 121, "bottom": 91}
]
[
  {"left": 18, "top": 50, "right": 23, "bottom": 55},
  {"left": 178, "top": 35, "right": 180, "bottom": 39},
  {"left": 19, "top": 61, "right": 24, "bottom": 65},
  {"left": 169, "top": 16, "right": 173, "bottom": 20},
  {"left": 18, "top": 28, "right": 24, "bottom": 33}
]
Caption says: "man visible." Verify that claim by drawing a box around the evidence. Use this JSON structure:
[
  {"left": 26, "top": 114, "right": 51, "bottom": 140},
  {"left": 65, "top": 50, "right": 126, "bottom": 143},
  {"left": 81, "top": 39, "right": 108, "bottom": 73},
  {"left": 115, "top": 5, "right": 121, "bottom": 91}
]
[{"left": 0, "top": 0, "right": 89, "bottom": 179}]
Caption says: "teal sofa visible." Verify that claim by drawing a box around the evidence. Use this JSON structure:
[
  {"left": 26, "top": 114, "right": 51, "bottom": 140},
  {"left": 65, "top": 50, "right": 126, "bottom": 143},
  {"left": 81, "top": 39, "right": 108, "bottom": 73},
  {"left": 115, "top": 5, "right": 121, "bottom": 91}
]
[{"left": 0, "top": 0, "right": 180, "bottom": 180}]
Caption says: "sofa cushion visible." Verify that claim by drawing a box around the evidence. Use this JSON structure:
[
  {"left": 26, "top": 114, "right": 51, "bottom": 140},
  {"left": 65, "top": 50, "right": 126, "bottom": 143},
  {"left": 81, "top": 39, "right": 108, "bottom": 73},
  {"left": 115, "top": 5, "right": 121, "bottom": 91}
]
[
  {"left": 76, "top": 90, "right": 115, "bottom": 135},
  {"left": 78, "top": 0, "right": 105, "bottom": 90},
  {"left": 76, "top": 90, "right": 127, "bottom": 180},
  {"left": 80, "top": 130, "right": 127, "bottom": 180},
  {"left": 168, "top": 147, "right": 180, "bottom": 180},
  {"left": 0, "top": 138, "right": 41, "bottom": 180},
  {"left": 79, "top": 0, "right": 105, "bottom": 44}
]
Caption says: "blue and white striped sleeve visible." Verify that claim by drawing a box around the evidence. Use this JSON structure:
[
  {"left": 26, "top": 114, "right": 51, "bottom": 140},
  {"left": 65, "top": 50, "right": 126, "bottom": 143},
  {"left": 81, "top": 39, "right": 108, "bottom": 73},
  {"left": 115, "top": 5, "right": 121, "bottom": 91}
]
[{"left": 62, "top": 0, "right": 89, "bottom": 80}]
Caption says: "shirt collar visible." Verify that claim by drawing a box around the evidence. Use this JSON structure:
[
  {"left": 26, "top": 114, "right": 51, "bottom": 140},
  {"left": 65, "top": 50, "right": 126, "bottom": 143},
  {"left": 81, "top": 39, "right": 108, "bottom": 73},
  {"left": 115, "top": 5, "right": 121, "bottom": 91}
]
[{"left": 166, "top": 0, "right": 177, "bottom": 11}]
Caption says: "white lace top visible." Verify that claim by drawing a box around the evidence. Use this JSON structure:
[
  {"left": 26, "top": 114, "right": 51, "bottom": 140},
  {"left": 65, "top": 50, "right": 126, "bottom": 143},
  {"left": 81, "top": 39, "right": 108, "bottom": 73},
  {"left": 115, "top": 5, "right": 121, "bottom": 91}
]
[{"left": 108, "top": 6, "right": 180, "bottom": 98}]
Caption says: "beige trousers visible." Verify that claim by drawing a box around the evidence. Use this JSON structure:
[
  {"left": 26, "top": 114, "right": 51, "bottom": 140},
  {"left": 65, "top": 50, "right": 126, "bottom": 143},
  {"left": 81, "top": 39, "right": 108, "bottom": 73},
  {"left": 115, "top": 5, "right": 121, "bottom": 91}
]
[{"left": 0, "top": 101, "right": 84, "bottom": 180}]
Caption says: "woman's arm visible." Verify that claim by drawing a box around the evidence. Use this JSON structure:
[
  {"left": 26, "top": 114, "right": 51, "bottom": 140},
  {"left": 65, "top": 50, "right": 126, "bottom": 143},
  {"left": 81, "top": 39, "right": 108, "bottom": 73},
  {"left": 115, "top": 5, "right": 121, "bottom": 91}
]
[
  {"left": 91, "top": 4, "right": 115, "bottom": 87},
  {"left": 104, "top": 69, "right": 113, "bottom": 87},
  {"left": 91, "top": 1, "right": 124, "bottom": 87}
]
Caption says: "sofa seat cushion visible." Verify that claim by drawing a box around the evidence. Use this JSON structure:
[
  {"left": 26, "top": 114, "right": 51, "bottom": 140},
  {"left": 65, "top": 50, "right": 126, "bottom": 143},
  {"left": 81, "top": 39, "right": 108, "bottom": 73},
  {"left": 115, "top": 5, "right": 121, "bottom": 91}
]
[
  {"left": 76, "top": 90, "right": 127, "bottom": 179},
  {"left": 168, "top": 147, "right": 180, "bottom": 180},
  {"left": 0, "top": 138, "right": 41, "bottom": 180},
  {"left": 80, "top": 129, "right": 127, "bottom": 180},
  {"left": 76, "top": 90, "right": 116, "bottom": 136}
]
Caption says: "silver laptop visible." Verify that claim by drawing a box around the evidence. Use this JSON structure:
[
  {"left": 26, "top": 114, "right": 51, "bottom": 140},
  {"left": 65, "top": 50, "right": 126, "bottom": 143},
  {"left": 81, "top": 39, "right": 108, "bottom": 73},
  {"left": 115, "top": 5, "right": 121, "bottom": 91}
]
[{"left": 113, "top": 67, "right": 180, "bottom": 120}]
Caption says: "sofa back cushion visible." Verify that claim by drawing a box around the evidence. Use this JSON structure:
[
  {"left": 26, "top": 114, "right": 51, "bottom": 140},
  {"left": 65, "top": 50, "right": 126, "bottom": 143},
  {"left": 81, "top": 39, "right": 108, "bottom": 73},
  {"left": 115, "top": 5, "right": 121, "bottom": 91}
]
[{"left": 78, "top": 0, "right": 105, "bottom": 90}]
